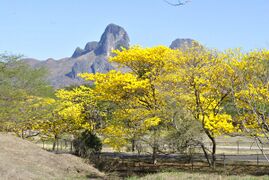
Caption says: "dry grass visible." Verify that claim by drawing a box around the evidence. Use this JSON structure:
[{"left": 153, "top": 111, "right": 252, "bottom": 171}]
[
  {"left": 0, "top": 133, "right": 105, "bottom": 180},
  {"left": 128, "top": 172, "right": 269, "bottom": 180}
]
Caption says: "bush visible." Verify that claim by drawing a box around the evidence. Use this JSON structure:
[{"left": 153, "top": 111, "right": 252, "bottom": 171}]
[{"left": 73, "top": 131, "right": 102, "bottom": 157}]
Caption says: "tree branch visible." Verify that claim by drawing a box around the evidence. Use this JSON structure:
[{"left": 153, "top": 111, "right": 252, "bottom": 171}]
[{"left": 164, "top": 0, "right": 191, "bottom": 6}]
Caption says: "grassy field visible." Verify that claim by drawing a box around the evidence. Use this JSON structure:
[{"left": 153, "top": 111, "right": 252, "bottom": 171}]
[{"left": 128, "top": 172, "right": 269, "bottom": 180}]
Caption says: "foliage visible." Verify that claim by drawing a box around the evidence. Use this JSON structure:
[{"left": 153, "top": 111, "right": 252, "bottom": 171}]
[
  {"left": 159, "top": 44, "right": 238, "bottom": 166},
  {"left": 73, "top": 130, "right": 102, "bottom": 157},
  {"left": 79, "top": 46, "right": 177, "bottom": 155},
  {"left": 161, "top": 108, "right": 203, "bottom": 153},
  {"left": 165, "top": 44, "right": 238, "bottom": 137},
  {"left": 31, "top": 86, "right": 95, "bottom": 146},
  {"left": 0, "top": 54, "right": 54, "bottom": 136},
  {"left": 3, "top": 45, "right": 269, "bottom": 166},
  {"left": 231, "top": 50, "right": 269, "bottom": 140}
]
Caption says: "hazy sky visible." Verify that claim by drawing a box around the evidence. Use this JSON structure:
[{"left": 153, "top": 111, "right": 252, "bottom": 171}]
[{"left": 0, "top": 0, "right": 268, "bottom": 59}]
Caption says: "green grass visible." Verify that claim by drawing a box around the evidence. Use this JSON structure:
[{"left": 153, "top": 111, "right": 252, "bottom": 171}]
[{"left": 127, "top": 172, "right": 269, "bottom": 180}]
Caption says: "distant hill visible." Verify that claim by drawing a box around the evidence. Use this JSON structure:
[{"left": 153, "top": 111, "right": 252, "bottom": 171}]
[{"left": 22, "top": 23, "right": 194, "bottom": 88}]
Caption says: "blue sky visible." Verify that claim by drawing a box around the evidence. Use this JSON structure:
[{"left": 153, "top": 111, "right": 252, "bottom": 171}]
[{"left": 0, "top": 0, "right": 268, "bottom": 59}]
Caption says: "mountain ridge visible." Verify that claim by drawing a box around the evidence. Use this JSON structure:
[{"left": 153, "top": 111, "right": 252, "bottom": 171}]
[{"left": 22, "top": 23, "right": 194, "bottom": 88}]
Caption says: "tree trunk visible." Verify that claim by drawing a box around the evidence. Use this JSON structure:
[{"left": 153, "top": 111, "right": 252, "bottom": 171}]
[
  {"left": 211, "top": 137, "right": 216, "bottom": 169},
  {"left": 52, "top": 134, "right": 58, "bottom": 151},
  {"left": 21, "top": 130, "right": 24, "bottom": 139},
  {"left": 152, "top": 145, "right": 157, "bottom": 165},
  {"left": 56, "top": 138, "right": 59, "bottom": 152},
  {"left": 131, "top": 139, "right": 135, "bottom": 152},
  {"left": 152, "top": 129, "right": 157, "bottom": 165},
  {"left": 70, "top": 141, "right": 73, "bottom": 153},
  {"left": 52, "top": 141, "right": 56, "bottom": 151},
  {"left": 205, "top": 130, "right": 216, "bottom": 169},
  {"left": 200, "top": 142, "right": 211, "bottom": 167}
]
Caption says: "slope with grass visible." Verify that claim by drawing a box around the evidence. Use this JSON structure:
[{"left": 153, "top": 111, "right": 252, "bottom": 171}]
[{"left": 0, "top": 133, "right": 105, "bottom": 180}]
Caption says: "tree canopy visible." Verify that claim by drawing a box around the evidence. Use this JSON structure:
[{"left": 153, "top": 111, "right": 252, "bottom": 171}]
[{"left": 2, "top": 46, "right": 269, "bottom": 167}]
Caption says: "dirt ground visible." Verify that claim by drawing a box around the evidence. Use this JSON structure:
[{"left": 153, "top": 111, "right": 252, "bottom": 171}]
[
  {"left": 90, "top": 153, "right": 269, "bottom": 178},
  {"left": 0, "top": 133, "right": 105, "bottom": 180}
]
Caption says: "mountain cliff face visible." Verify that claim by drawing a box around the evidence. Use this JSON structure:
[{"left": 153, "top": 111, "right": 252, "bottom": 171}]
[
  {"left": 66, "top": 56, "right": 114, "bottom": 79},
  {"left": 23, "top": 24, "right": 194, "bottom": 88}
]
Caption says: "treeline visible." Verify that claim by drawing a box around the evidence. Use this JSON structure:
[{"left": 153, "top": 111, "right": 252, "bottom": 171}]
[{"left": 1, "top": 43, "right": 269, "bottom": 168}]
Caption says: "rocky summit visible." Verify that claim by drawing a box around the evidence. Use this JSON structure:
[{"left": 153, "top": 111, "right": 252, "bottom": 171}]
[
  {"left": 94, "top": 23, "right": 130, "bottom": 56},
  {"left": 22, "top": 23, "right": 194, "bottom": 88},
  {"left": 169, "top": 38, "right": 194, "bottom": 49}
]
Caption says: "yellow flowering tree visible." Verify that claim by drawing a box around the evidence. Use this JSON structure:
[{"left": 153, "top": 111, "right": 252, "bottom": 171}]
[
  {"left": 232, "top": 50, "right": 269, "bottom": 157},
  {"left": 0, "top": 54, "right": 54, "bottom": 137},
  {"left": 55, "top": 86, "right": 96, "bottom": 131},
  {"left": 165, "top": 44, "right": 238, "bottom": 167},
  {"left": 3, "top": 95, "right": 53, "bottom": 138},
  {"left": 80, "top": 46, "right": 176, "bottom": 163},
  {"left": 30, "top": 87, "right": 95, "bottom": 150}
]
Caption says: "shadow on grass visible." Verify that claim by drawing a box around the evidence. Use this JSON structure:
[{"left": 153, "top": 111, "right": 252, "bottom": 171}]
[{"left": 86, "top": 174, "right": 105, "bottom": 179}]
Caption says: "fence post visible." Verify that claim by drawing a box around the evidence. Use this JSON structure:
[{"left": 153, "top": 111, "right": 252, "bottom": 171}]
[
  {"left": 223, "top": 153, "right": 226, "bottom": 169},
  {"left": 188, "top": 147, "right": 194, "bottom": 171},
  {"left": 237, "top": 141, "right": 239, "bottom": 154},
  {"left": 257, "top": 154, "right": 259, "bottom": 165},
  {"left": 191, "top": 153, "right": 193, "bottom": 171}
]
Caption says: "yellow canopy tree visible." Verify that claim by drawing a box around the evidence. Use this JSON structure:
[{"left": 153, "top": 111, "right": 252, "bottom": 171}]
[
  {"left": 164, "top": 44, "right": 238, "bottom": 167},
  {"left": 232, "top": 50, "right": 269, "bottom": 159},
  {"left": 80, "top": 46, "right": 176, "bottom": 163}
]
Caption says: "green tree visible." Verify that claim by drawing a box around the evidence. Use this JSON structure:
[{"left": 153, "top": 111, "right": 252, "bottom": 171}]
[{"left": 0, "top": 54, "right": 54, "bottom": 136}]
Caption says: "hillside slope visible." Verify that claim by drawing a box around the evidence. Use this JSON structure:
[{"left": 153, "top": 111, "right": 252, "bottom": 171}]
[{"left": 0, "top": 133, "right": 105, "bottom": 180}]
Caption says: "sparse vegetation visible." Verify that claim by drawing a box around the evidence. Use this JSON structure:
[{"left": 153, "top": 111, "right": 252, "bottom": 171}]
[{"left": 128, "top": 172, "right": 269, "bottom": 180}]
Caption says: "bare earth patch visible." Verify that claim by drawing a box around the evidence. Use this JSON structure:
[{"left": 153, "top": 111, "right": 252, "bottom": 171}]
[{"left": 0, "top": 133, "right": 105, "bottom": 180}]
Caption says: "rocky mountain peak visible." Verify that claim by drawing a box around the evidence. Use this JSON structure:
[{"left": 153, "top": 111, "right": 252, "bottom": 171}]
[
  {"left": 71, "top": 47, "right": 84, "bottom": 58},
  {"left": 71, "top": 41, "right": 98, "bottom": 58},
  {"left": 84, "top": 41, "right": 98, "bottom": 52},
  {"left": 169, "top": 38, "right": 194, "bottom": 49},
  {"left": 24, "top": 24, "right": 199, "bottom": 88},
  {"left": 94, "top": 23, "right": 130, "bottom": 56}
]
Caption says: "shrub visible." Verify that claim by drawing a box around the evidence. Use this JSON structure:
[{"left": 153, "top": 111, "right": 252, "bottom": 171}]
[{"left": 73, "top": 131, "right": 102, "bottom": 157}]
